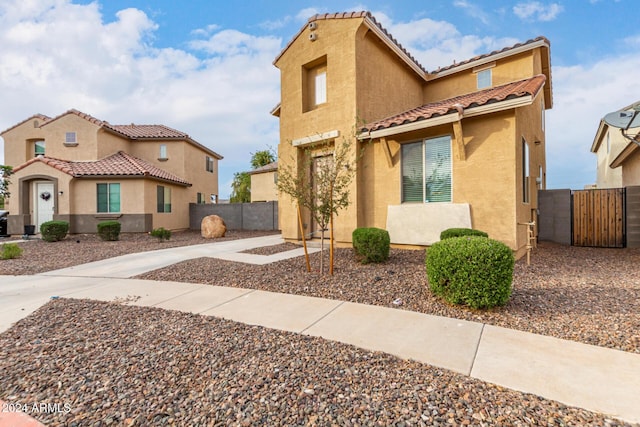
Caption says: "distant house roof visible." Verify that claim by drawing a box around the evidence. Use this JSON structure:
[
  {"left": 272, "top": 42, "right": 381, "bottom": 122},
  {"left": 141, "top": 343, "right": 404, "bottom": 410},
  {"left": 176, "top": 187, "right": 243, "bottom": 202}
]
[
  {"left": 1, "top": 109, "right": 223, "bottom": 159},
  {"left": 12, "top": 151, "right": 191, "bottom": 186},
  {"left": 360, "top": 74, "right": 546, "bottom": 137},
  {"left": 248, "top": 161, "right": 278, "bottom": 175}
]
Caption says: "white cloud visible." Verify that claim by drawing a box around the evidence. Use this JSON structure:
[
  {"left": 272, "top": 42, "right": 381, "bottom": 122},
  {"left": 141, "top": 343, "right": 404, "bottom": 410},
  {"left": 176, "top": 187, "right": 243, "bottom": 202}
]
[
  {"left": 513, "top": 2, "right": 563, "bottom": 22},
  {"left": 453, "top": 0, "right": 491, "bottom": 25},
  {"left": 0, "top": 0, "right": 282, "bottom": 199}
]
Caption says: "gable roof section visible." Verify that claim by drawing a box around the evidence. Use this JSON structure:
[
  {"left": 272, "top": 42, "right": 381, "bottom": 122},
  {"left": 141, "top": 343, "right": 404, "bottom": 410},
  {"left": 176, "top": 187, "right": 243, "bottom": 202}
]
[
  {"left": 248, "top": 161, "right": 278, "bottom": 175},
  {"left": 274, "top": 11, "right": 428, "bottom": 79},
  {"left": 360, "top": 74, "right": 546, "bottom": 138},
  {"left": 0, "top": 114, "right": 51, "bottom": 135},
  {"left": 12, "top": 151, "right": 191, "bottom": 186},
  {"left": 4, "top": 108, "right": 223, "bottom": 159}
]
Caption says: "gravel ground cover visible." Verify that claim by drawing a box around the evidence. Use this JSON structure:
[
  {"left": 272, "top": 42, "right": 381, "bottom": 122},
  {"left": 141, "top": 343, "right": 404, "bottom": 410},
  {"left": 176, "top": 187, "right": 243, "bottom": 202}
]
[
  {"left": 0, "top": 298, "right": 633, "bottom": 426},
  {"left": 137, "top": 241, "right": 640, "bottom": 354},
  {"left": 0, "top": 230, "right": 278, "bottom": 275}
]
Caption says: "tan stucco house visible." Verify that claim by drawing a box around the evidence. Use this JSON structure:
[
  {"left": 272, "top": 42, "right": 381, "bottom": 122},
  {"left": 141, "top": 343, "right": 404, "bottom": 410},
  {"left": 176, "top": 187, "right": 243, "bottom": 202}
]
[
  {"left": 249, "top": 161, "right": 278, "bottom": 202},
  {"left": 2, "top": 109, "right": 222, "bottom": 234},
  {"left": 591, "top": 101, "right": 640, "bottom": 188},
  {"left": 273, "top": 11, "right": 552, "bottom": 258}
]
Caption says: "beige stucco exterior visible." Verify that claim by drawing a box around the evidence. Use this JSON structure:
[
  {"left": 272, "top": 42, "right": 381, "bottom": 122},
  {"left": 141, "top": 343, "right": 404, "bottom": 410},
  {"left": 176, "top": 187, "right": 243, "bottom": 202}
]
[
  {"left": 591, "top": 103, "right": 640, "bottom": 189},
  {"left": 2, "top": 110, "right": 222, "bottom": 234},
  {"left": 274, "top": 13, "right": 552, "bottom": 259},
  {"left": 250, "top": 171, "right": 278, "bottom": 202}
]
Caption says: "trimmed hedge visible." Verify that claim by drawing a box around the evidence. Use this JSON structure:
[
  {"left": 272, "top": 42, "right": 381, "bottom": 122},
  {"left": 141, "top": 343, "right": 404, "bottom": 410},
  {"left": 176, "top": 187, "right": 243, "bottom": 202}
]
[
  {"left": 426, "top": 236, "right": 514, "bottom": 309},
  {"left": 97, "top": 220, "right": 121, "bottom": 241},
  {"left": 150, "top": 227, "right": 171, "bottom": 241},
  {"left": 40, "top": 220, "right": 69, "bottom": 242},
  {"left": 352, "top": 227, "right": 390, "bottom": 264},
  {"left": 440, "top": 227, "right": 488, "bottom": 240}
]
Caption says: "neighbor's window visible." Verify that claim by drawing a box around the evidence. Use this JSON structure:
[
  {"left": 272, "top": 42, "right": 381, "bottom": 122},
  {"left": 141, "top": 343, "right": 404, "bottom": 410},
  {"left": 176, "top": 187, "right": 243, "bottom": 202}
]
[
  {"left": 97, "top": 183, "right": 121, "bottom": 213},
  {"left": 401, "top": 135, "right": 452, "bottom": 203},
  {"left": 476, "top": 68, "right": 492, "bottom": 89},
  {"left": 206, "top": 156, "right": 214, "bottom": 173},
  {"left": 34, "top": 140, "right": 45, "bottom": 157},
  {"left": 157, "top": 185, "right": 171, "bottom": 213},
  {"left": 159, "top": 144, "right": 167, "bottom": 159},
  {"left": 522, "top": 138, "right": 530, "bottom": 203},
  {"left": 65, "top": 132, "right": 77, "bottom": 145},
  {"left": 197, "top": 192, "right": 204, "bottom": 204}
]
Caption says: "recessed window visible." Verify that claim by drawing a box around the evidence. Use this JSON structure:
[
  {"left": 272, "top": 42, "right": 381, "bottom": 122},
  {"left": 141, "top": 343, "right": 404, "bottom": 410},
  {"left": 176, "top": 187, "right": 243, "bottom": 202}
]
[
  {"left": 157, "top": 185, "right": 171, "bottom": 213},
  {"left": 401, "top": 136, "right": 452, "bottom": 203},
  {"left": 97, "top": 183, "right": 120, "bottom": 213},
  {"left": 34, "top": 140, "right": 45, "bottom": 157},
  {"left": 197, "top": 192, "right": 204, "bottom": 204},
  {"left": 303, "top": 56, "right": 327, "bottom": 112},
  {"left": 476, "top": 69, "right": 492, "bottom": 89},
  {"left": 159, "top": 144, "right": 167, "bottom": 160},
  {"left": 206, "top": 156, "right": 214, "bottom": 173},
  {"left": 522, "top": 138, "right": 530, "bottom": 203}
]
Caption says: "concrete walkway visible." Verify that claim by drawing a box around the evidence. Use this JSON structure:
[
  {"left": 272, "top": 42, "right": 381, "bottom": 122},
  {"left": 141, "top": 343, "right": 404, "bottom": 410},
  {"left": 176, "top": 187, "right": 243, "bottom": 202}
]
[{"left": 1, "top": 234, "right": 639, "bottom": 425}]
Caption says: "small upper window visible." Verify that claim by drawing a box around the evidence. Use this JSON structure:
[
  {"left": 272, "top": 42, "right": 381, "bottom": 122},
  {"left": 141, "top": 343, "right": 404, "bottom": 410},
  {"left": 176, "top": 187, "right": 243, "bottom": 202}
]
[
  {"left": 34, "top": 140, "right": 45, "bottom": 157},
  {"left": 65, "top": 132, "right": 77, "bottom": 146},
  {"left": 477, "top": 69, "right": 492, "bottom": 89},
  {"left": 206, "top": 156, "right": 214, "bottom": 173},
  {"left": 315, "top": 70, "right": 327, "bottom": 105},
  {"left": 159, "top": 144, "right": 167, "bottom": 160}
]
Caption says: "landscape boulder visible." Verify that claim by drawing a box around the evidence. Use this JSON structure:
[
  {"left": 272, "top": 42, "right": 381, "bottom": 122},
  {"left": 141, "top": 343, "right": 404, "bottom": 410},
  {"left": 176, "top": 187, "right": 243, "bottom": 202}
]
[{"left": 201, "top": 215, "right": 227, "bottom": 238}]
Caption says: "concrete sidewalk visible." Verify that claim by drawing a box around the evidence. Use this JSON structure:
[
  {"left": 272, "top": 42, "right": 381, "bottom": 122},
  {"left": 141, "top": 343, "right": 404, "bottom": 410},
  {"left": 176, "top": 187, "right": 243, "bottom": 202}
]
[{"left": 1, "top": 234, "right": 639, "bottom": 425}]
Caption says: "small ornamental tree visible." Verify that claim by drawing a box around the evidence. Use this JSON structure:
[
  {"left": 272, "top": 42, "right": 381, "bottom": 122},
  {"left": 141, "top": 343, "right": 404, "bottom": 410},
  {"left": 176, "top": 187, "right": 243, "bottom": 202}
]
[
  {"left": 0, "top": 165, "right": 12, "bottom": 201},
  {"left": 278, "top": 136, "right": 362, "bottom": 274}
]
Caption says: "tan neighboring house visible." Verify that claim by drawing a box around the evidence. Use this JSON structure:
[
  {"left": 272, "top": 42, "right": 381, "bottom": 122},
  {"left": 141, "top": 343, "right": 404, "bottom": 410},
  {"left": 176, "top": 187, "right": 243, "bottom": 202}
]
[
  {"left": 591, "top": 101, "right": 640, "bottom": 188},
  {"left": 249, "top": 161, "right": 278, "bottom": 202},
  {"left": 273, "top": 11, "right": 552, "bottom": 258},
  {"left": 2, "top": 109, "right": 222, "bottom": 235}
]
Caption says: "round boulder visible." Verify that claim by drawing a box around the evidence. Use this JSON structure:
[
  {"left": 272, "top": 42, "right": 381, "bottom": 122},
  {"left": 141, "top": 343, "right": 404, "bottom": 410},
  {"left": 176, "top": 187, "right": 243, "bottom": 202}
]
[{"left": 201, "top": 215, "right": 227, "bottom": 238}]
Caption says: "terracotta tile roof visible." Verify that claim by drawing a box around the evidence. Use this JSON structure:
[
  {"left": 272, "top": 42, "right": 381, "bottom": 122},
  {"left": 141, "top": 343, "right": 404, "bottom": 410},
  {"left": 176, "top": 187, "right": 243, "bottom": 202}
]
[
  {"left": 12, "top": 151, "right": 191, "bottom": 186},
  {"left": 106, "top": 124, "right": 189, "bottom": 139},
  {"left": 435, "top": 36, "right": 550, "bottom": 74},
  {"left": 361, "top": 74, "right": 546, "bottom": 133},
  {"left": 0, "top": 114, "right": 51, "bottom": 135},
  {"left": 274, "top": 11, "right": 428, "bottom": 75},
  {"left": 248, "top": 161, "right": 278, "bottom": 174}
]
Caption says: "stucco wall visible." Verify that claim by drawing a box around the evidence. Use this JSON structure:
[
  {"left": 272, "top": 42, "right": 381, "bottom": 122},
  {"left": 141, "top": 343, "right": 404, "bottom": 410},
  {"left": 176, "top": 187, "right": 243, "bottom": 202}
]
[
  {"left": 251, "top": 171, "right": 278, "bottom": 202},
  {"left": 1, "top": 117, "right": 47, "bottom": 167}
]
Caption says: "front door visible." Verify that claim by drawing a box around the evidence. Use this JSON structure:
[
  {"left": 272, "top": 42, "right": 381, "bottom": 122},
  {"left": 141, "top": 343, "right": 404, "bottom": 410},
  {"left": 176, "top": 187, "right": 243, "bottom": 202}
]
[{"left": 35, "top": 182, "right": 55, "bottom": 231}]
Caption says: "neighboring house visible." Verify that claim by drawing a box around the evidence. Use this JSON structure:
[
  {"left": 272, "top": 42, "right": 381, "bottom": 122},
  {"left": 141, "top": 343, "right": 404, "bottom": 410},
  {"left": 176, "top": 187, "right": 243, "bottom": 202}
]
[
  {"left": 591, "top": 101, "right": 640, "bottom": 188},
  {"left": 248, "top": 161, "right": 278, "bottom": 202},
  {"left": 1, "top": 109, "right": 222, "bottom": 235},
  {"left": 273, "top": 11, "right": 552, "bottom": 258}
]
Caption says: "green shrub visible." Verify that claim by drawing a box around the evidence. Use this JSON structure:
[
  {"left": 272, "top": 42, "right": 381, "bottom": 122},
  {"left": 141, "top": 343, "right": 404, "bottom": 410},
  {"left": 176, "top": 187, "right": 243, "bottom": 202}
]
[
  {"left": 40, "top": 220, "right": 69, "bottom": 242},
  {"left": 97, "top": 221, "right": 121, "bottom": 241},
  {"left": 1, "top": 243, "right": 23, "bottom": 260},
  {"left": 352, "top": 227, "right": 390, "bottom": 264},
  {"left": 440, "top": 228, "right": 488, "bottom": 240},
  {"left": 150, "top": 227, "right": 171, "bottom": 241},
  {"left": 426, "top": 236, "right": 514, "bottom": 309}
]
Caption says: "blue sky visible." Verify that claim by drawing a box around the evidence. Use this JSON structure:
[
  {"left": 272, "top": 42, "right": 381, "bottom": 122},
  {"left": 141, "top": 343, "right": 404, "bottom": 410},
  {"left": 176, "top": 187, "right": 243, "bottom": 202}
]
[{"left": 1, "top": 0, "right": 639, "bottom": 198}]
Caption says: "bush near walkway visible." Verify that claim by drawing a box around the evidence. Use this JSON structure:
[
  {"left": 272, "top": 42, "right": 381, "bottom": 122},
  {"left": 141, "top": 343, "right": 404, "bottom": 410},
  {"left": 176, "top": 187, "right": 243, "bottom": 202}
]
[{"left": 426, "top": 236, "right": 514, "bottom": 309}]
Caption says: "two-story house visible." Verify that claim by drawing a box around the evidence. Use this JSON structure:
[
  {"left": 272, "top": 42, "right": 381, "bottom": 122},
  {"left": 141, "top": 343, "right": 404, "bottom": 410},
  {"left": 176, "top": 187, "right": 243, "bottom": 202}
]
[
  {"left": 273, "top": 11, "right": 552, "bottom": 258},
  {"left": 591, "top": 101, "right": 640, "bottom": 188},
  {"left": 2, "top": 109, "right": 222, "bottom": 235}
]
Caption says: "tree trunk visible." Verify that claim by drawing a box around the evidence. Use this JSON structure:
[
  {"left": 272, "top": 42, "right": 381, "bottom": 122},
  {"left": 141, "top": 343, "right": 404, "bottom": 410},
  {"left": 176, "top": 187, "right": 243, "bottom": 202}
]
[{"left": 297, "top": 204, "right": 311, "bottom": 272}]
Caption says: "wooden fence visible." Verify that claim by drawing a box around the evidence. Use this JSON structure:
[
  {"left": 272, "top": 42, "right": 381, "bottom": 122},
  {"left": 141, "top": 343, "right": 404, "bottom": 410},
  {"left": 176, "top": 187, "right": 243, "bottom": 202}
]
[{"left": 572, "top": 188, "right": 625, "bottom": 248}]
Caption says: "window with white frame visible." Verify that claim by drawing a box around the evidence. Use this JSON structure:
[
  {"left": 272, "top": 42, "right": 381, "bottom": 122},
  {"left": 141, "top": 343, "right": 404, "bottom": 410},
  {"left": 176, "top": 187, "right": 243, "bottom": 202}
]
[
  {"left": 522, "top": 138, "right": 530, "bottom": 203},
  {"left": 401, "top": 136, "right": 452, "bottom": 203},
  {"left": 303, "top": 56, "right": 327, "bottom": 112},
  {"left": 159, "top": 144, "right": 167, "bottom": 159},
  {"left": 157, "top": 185, "right": 171, "bottom": 213},
  {"left": 65, "top": 132, "right": 77, "bottom": 145},
  {"left": 97, "top": 183, "right": 120, "bottom": 213}
]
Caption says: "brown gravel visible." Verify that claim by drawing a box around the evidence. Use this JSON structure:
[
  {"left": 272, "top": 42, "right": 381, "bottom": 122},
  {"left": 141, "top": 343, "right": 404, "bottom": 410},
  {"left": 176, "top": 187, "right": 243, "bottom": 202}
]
[
  {"left": 1, "top": 232, "right": 639, "bottom": 425},
  {"left": 0, "top": 299, "right": 633, "bottom": 426}
]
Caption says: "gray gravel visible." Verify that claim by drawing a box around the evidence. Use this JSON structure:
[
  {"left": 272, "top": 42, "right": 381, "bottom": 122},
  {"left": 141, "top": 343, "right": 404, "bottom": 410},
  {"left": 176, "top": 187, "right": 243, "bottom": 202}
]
[
  {"left": 0, "top": 299, "right": 633, "bottom": 426},
  {"left": 1, "top": 232, "right": 639, "bottom": 425}
]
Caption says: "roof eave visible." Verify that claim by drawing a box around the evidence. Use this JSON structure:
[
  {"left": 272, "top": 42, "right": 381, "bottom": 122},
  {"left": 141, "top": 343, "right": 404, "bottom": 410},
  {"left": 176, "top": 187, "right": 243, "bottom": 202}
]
[{"left": 358, "top": 95, "right": 534, "bottom": 140}]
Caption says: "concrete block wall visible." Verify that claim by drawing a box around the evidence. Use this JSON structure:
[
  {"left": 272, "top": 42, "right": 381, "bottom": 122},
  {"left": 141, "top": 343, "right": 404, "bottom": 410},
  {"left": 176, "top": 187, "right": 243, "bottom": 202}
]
[{"left": 190, "top": 202, "right": 279, "bottom": 231}]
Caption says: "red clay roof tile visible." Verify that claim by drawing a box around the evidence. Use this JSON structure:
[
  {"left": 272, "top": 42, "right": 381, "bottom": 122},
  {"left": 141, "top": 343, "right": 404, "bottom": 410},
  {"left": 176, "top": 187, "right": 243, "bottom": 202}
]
[
  {"left": 361, "top": 74, "right": 546, "bottom": 133},
  {"left": 12, "top": 151, "right": 191, "bottom": 186}
]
